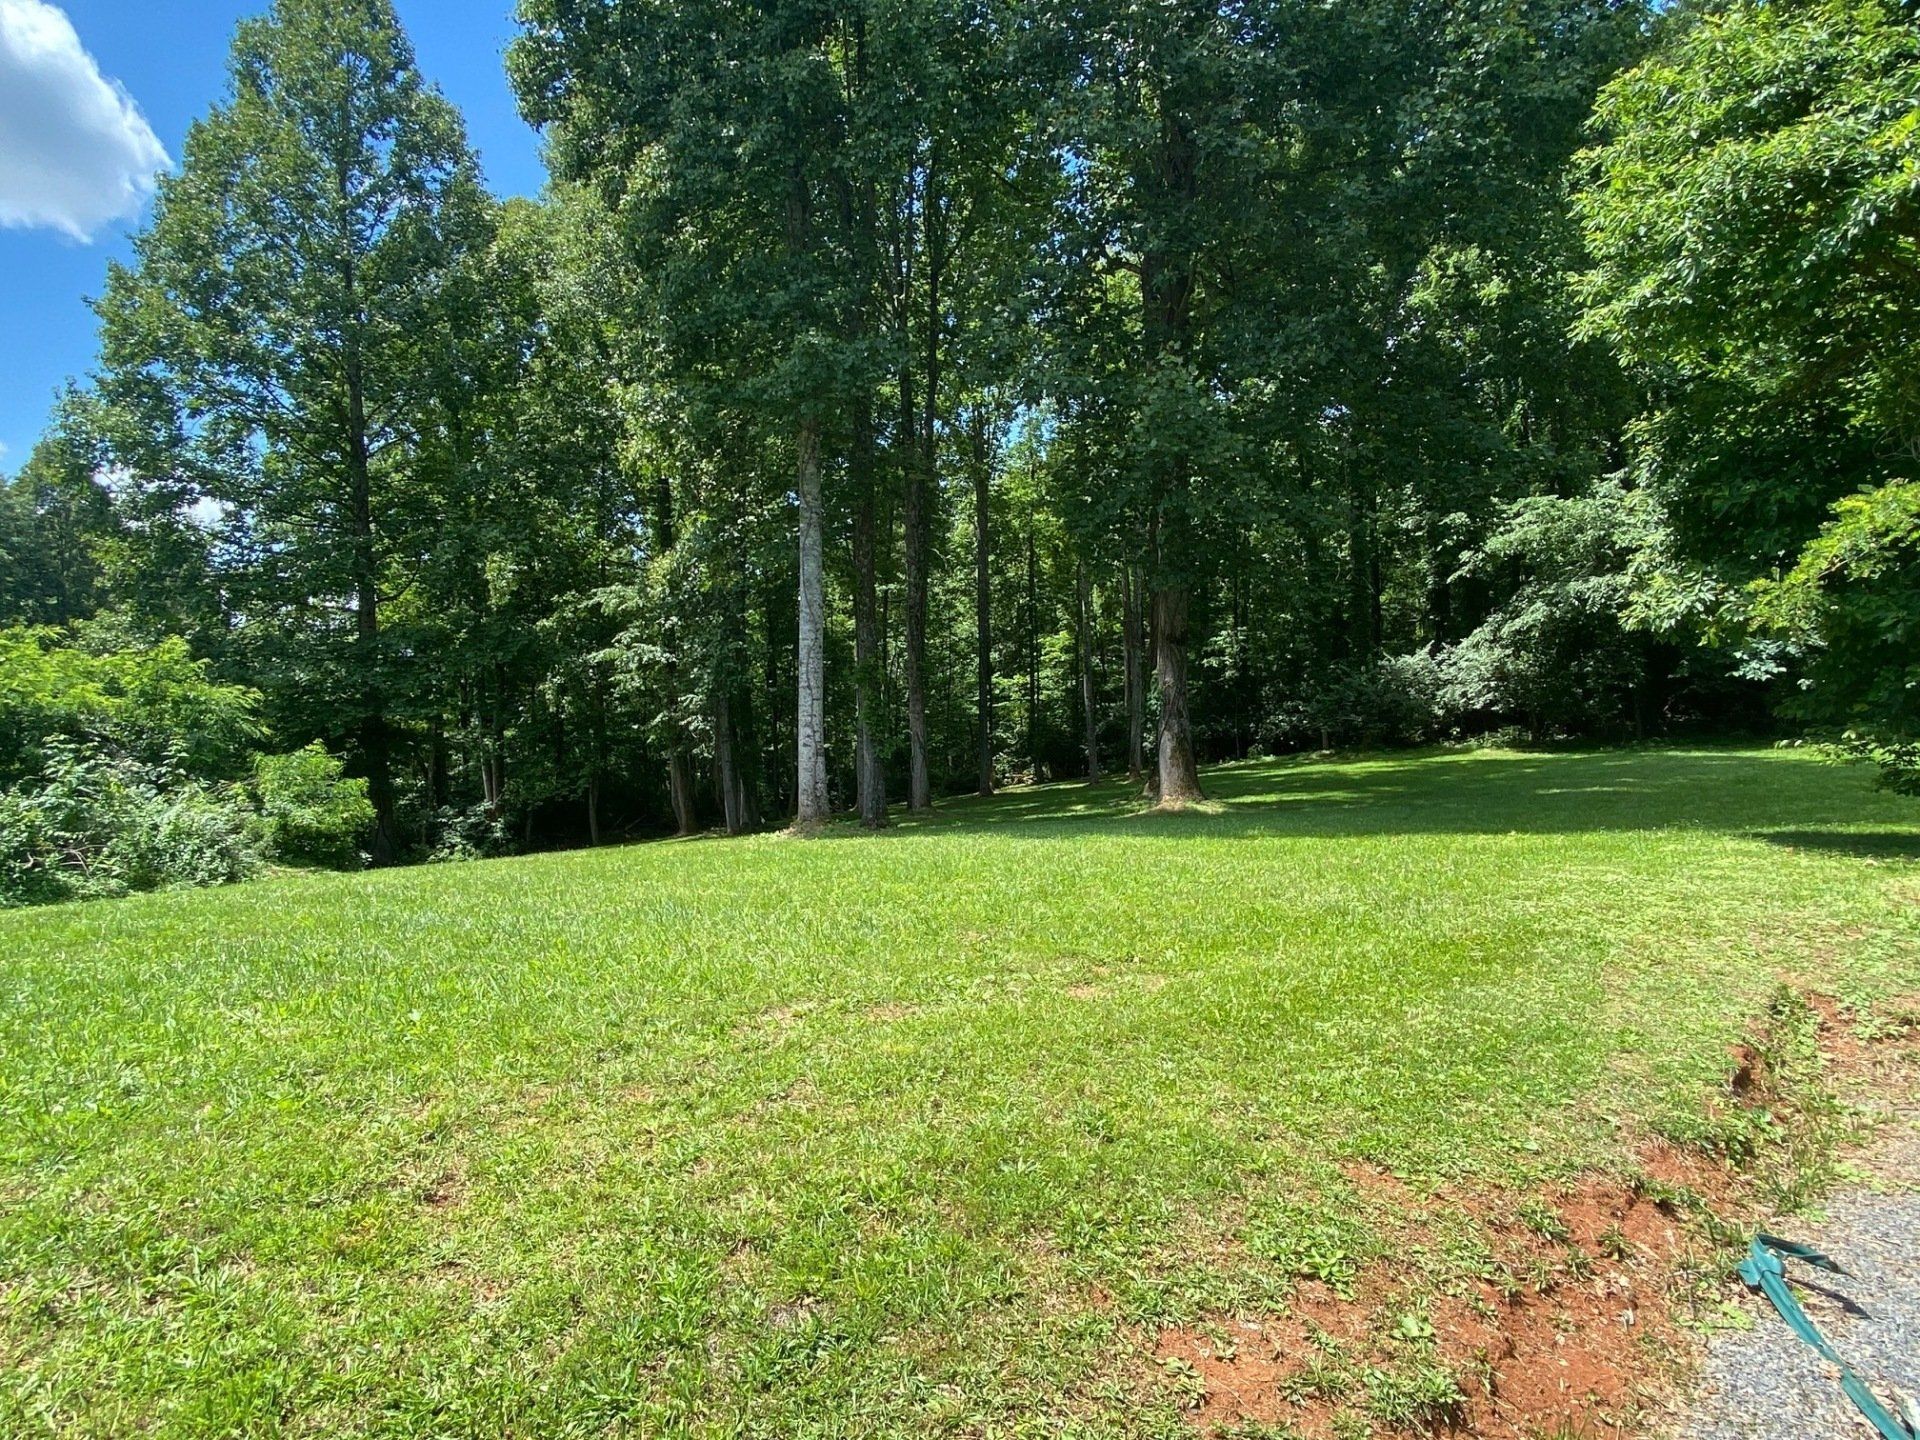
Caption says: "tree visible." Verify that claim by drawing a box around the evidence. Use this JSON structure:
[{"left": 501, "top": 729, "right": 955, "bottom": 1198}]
[
  {"left": 95, "top": 0, "right": 495, "bottom": 863},
  {"left": 514, "top": 0, "right": 871, "bottom": 827},
  {"left": 1578, "top": 0, "right": 1920, "bottom": 778},
  {"left": 0, "top": 394, "right": 116, "bottom": 628}
]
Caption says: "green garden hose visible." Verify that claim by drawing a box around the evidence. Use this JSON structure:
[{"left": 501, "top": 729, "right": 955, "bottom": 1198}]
[{"left": 1738, "top": 1234, "right": 1919, "bottom": 1440}]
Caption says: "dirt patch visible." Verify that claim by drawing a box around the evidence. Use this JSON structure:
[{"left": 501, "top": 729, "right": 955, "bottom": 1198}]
[
  {"left": 1154, "top": 1163, "right": 1712, "bottom": 1438},
  {"left": 429, "top": 1258, "right": 508, "bottom": 1305},
  {"left": 1156, "top": 1316, "right": 1339, "bottom": 1435},
  {"left": 1453, "top": 1177, "right": 1692, "bottom": 1437},
  {"left": 1635, "top": 1141, "right": 1738, "bottom": 1211},
  {"left": 1149, "top": 988, "right": 1920, "bottom": 1437},
  {"left": 732, "top": 1002, "right": 815, "bottom": 1045},
  {"left": 1068, "top": 973, "right": 1171, "bottom": 1002},
  {"left": 1803, "top": 991, "right": 1920, "bottom": 1092},
  {"left": 418, "top": 1167, "right": 464, "bottom": 1209},
  {"left": 1725, "top": 1043, "right": 1763, "bottom": 1101}
]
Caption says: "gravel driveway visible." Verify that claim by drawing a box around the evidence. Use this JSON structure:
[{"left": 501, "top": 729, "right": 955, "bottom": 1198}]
[{"left": 1676, "top": 1118, "right": 1920, "bottom": 1439}]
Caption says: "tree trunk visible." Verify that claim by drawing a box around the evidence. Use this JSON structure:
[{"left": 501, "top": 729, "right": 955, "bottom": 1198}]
[
  {"left": 666, "top": 749, "right": 697, "bottom": 836},
  {"left": 1152, "top": 577, "right": 1203, "bottom": 803},
  {"left": 902, "top": 173, "right": 945, "bottom": 813},
  {"left": 359, "top": 714, "right": 397, "bottom": 863},
  {"left": 1426, "top": 524, "right": 1454, "bottom": 645},
  {"left": 428, "top": 721, "right": 450, "bottom": 810},
  {"left": 1347, "top": 479, "right": 1381, "bottom": 661},
  {"left": 1145, "top": 540, "right": 1162, "bottom": 800},
  {"left": 838, "top": 155, "right": 886, "bottom": 830},
  {"left": 715, "top": 688, "right": 755, "bottom": 835},
  {"left": 1142, "top": 108, "right": 1204, "bottom": 807},
  {"left": 902, "top": 410, "right": 933, "bottom": 816},
  {"left": 345, "top": 338, "right": 396, "bottom": 865},
  {"left": 649, "top": 470, "right": 698, "bottom": 837},
  {"left": 1077, "top": 559, "right": 1100, "bottom": 782},
  {"left": 1122, "top": 561, "right": 1144, "bottom": 785},
  {"left": 972, "top": 413, "right": 994, "bottom": 796},
  {"left": 763, "top": 571, "right": 792, "bottom": 817},
  {"left": 795, "top": 417, "right": 830, "bottom": 826},
  {"left": 585, "top": 675, "right": 608, "bottom": 846},
  {"left": 484, "top": 660, "right": 508, "bottom": 821},
  {"left": 903, "top": 512, "right": 931, "bottom": 807},
  {"left": 1025, "top": 510, "right": 1039, "bottom": 781},
  {"left": 851, "top": 415, "right": 889, "bottom": 828},
  {"left": 732, "top": 684, "right": 764, "bottom": 831}
]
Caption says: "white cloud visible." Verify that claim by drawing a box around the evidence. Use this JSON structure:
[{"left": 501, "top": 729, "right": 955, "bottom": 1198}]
[{"left": 0, "top": 0, "right": 168, "bottom": 241}]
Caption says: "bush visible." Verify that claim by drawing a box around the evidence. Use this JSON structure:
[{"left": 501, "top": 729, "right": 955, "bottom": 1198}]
[
  {"left": 1442, "top": 484, "right": 1656, "bottom": 738},
  {"left": 251, "top": 744, "right": 374, "bottom": 869},
  {"left": 0, "top": 746, "right": 258, "bottom": 908},
  {"left": 427, "top": 802, "right": 514, "bottom": 863},
  {"left": 0, "top": 629, "right": 261, "bottom": 788},
  {"left": 1273, "top": 653, "right": 1448, "bottom": 751},
  {"left": 1751, "top": 481, "right": 1920, "bottom": 793},
  {"left": 0, "top": 794, "right": 72, "bottom": 907}
]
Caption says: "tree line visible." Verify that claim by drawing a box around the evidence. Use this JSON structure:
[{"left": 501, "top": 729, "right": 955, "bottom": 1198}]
[{"left": 2, "top": 0, "right": 1914, "bottom": 882}]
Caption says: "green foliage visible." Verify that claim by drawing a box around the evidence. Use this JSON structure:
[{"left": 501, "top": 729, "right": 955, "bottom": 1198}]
[
  {"left": 1577, "top": 0, "right": 1920, "bottom": 769},
  {"left": 95, "top": 0, "right": 497, "bottom": 861},
  {"left": 1280, "top": 655, "right": 1449, "bottom": 752},
  {"left": 0, "top": 396, "right": 116, "bottom": 628},
  {"left": 0, "top": 632, "right": 273, "bottom": 907},
  {"left": 1444, "top": 484, "right": 1663, "bottom": 737},
  {"left": 1753, "top": 480, "right": 1920, "bottom": 789},
  {"left": 1578, "top": 0, "right": 1920, "bottom": 449},
  {"left": 0, "top": 747, "right": 257, "bottom": 908},
  {"left": 250, "top": 744, "right": 374, "bottom": 869},
  {"left": 13, "top": 0, "right": 1908, "bottom": 863},
  {"left": 0, "top": 629, "right": 262, "bottom": 788}
]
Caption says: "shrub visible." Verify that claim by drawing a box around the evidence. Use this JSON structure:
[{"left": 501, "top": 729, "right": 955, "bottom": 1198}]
[
  {"left": 0, "top": 746, "right": 258, "bottom": 908},
  {"left": 1273, "top": 652, "right": 1448, "bottom": 751},
  {"left": 251, "top": 744, "right": 374, "bottom": 869},
  {"left": 1751, "top": 481, "right": 1920, "bottom": 793},
  {"left": 1443, "top": 484, "right": 1655, "bottom": 738},
  {"left": 427, "top": 802, "right": 513, "bottom": 863}
]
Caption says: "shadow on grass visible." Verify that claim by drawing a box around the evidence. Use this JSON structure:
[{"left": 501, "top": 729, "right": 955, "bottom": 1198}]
[
  {"left": 829, "top": 748, "right": 1920, "bottom": 845},
  {"left": 1758, "top": 830, "right": 1920, "bottom": 863}
]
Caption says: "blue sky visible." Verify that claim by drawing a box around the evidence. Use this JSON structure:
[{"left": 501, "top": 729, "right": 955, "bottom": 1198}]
[{"left": 0, "top": 1, "right": 546, "bottom": 470}]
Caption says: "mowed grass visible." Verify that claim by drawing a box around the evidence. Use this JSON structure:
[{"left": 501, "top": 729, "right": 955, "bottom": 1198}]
[{"left": 3, "top": 746, "right": 1918, "bottom": 1438}]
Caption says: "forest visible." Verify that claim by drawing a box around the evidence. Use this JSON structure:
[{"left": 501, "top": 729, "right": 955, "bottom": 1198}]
[{"left": 2, "top": 0, "right": 1916, "bottom": 896}]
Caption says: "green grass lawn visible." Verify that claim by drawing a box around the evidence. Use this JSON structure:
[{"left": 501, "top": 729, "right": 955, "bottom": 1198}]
[{"left": 3, "top": 746, "right": 1918, "bottom": 1438}]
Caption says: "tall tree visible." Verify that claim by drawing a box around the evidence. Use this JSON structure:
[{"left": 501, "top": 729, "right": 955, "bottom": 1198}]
[
  {"left": 96, "top": 0, "right": 492, "bottom": 862},
  {"left": 0, "top": 396, "right": 115, "bottom": 628},
  {"left": 514, "top": 0, "right": 869, "bottom": 827},
  {"left": 1042, "top": 0, "right": 1302, "bottom": 804}
]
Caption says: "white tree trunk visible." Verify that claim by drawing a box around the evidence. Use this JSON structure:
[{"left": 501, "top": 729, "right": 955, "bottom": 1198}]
[{"left": 795, "top": 418, "right": 831, "bottom": 826}]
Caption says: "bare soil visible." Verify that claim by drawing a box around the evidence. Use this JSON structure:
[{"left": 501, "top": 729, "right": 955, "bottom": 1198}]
[{"left": 1153, "top": 990, "right": 1920, "bottom": 1439}]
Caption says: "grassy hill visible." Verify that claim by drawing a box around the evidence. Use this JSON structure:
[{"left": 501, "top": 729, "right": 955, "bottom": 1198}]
[{"left": 3, "top": 747, "right": 1918, "bottom": 1437}]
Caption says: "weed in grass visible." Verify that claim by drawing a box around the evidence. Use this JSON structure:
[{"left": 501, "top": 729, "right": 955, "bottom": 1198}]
[
  {"left": 1390, "top": 1308, "right": 1435, "bottom": 1344},
  {"left": 1515, "top": 1197, "right": 1570, "bottom": 1243},
  {"left": 1277, "top": 1358, "right": 1349, "bottom": 1403},
  {"left": 1361, "top": 1359, "right": 1465, "bottom": 1428},
  {"left": 1596, "top": 1222, "right": 1633, "bottom": 1261},
  {"left": 1156, "top": 1354, "right": 1207, "bottom": 1411}
]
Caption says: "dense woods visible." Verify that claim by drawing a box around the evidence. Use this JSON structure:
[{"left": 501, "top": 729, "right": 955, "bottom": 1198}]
[{"left": 3, "top": 0, "right": 1916, "bottom": 893}]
